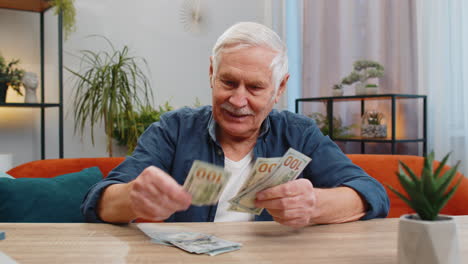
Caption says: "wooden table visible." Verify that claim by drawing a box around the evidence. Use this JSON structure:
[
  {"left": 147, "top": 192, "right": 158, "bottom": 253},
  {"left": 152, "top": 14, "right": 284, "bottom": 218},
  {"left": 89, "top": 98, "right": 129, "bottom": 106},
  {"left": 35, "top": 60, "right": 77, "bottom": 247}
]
[{"left": 0, "top": 216, "right": 467, "bottom": 263}]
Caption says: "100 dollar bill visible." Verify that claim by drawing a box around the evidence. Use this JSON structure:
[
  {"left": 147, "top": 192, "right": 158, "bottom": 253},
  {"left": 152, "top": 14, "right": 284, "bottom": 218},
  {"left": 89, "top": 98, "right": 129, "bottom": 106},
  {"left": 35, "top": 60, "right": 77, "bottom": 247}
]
[
  {"left": 137, "top": 223, "right": 242, "bottom": 256},
  {"left": 228, "top": 157, "right": 280, "bottom": 213},
  {"left": 229, "top": 148, "right": 311, "bottom": 215},
  {"left": 183, "top": 160, "right": 231, "bottom": 206}
]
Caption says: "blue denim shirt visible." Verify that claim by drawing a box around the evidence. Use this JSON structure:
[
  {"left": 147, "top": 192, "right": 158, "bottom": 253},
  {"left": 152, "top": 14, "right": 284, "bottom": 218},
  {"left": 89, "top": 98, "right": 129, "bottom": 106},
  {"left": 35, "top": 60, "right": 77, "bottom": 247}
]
[{"left": 81, "top": 106, "right": 389, "bottom": 223}]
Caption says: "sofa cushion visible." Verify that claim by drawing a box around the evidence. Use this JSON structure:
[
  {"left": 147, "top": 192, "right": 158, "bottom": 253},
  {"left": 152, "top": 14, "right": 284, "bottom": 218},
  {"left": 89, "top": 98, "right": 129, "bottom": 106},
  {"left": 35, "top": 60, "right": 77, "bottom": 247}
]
[
  {"left": 0, "top": 172, "right": 14, "bottom": 179},
  {"left": 7, "top": 157, "right": 124, "bottom": 179},
  {"left": 0, "top": 167, "right": 103, "bottom": 223}
]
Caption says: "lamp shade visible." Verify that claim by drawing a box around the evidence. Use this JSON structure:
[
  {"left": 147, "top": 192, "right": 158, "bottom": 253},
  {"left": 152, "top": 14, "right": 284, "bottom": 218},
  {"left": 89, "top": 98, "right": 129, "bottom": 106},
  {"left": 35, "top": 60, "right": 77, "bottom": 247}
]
[{"left": 0, "top": 153, "right": 13, "bottom": 172}]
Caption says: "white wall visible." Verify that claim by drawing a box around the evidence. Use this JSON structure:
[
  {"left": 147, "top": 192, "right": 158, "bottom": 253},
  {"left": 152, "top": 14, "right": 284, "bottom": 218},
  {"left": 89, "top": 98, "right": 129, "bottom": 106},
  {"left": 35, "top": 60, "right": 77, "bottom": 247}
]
[{"left": 0, "top": 0, "right": 271, "bottom": 166}]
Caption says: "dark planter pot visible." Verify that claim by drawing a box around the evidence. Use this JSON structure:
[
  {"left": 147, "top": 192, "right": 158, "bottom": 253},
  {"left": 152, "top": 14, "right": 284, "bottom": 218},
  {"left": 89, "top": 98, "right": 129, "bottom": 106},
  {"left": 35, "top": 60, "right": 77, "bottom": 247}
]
[{"left": 0, "top": 81, "right": 7, "bottom": 103}]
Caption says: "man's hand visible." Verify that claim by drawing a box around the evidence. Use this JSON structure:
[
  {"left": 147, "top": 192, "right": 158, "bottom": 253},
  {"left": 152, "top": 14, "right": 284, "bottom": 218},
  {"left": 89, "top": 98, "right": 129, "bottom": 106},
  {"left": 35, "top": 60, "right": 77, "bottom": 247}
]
[
  {"left": 255, "top": 179, "right": 318, "bottom": 228},
  {"left": 127, "top": 166, "right": 192, "bottom": 221},
  {"left": 255, "top": 179, "right": 368, "bottom": 228}
]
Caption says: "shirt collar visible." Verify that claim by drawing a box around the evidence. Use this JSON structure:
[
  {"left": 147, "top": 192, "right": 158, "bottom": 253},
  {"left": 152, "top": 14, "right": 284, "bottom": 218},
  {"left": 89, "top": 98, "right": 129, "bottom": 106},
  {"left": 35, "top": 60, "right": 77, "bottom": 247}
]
[{"left": 207, "top": 112, "right": 271, "bottom": 142}]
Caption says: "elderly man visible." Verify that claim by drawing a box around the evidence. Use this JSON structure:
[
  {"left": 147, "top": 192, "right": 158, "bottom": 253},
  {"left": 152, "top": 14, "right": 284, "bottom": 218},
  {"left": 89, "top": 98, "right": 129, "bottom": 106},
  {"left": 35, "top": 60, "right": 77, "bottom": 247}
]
[{"left": 82, "top": 22, "right": 389, "bottom": 228}]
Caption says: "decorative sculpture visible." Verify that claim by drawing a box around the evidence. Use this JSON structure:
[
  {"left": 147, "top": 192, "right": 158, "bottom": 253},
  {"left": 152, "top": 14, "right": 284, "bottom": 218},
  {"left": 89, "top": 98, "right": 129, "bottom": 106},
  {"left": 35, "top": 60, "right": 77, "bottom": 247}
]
[{"left": 22, "top": 72, "right": 38, "bottom": 103}]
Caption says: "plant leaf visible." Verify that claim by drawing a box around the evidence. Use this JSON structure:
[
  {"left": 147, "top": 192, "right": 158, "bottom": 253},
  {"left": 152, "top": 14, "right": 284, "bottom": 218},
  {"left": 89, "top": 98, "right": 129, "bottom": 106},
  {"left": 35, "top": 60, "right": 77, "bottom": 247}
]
[
  {"left": 396, "top": 171, "right": 417, "bottom": 195},
  {"left": 386, "top": 185, "right": 413, "bottom": 207},
  {"left": 422, "top": 152, "right": 436, "bottom": 196},
  {"left": 434, "top": 152, "right": 451, "bottom": 179},
  {"left": 435, "top": 161, "right": 461, "bottom": 197},
  {"left": 433, "top": 176, "right": 463, "bottom": 216},
  {"left": 398, "top": 161, "right": 420, "bottom": 187}
]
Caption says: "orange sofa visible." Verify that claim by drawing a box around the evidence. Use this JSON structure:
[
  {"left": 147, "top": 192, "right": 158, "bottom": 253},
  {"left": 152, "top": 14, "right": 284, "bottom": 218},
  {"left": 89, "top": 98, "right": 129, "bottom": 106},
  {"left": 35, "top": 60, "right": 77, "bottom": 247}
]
[
  {"left": 6, "top": 154, "right": 468, "bottom": 218},
  {"left": 348, "top": 154, "right": 468, "bottom": 217}
]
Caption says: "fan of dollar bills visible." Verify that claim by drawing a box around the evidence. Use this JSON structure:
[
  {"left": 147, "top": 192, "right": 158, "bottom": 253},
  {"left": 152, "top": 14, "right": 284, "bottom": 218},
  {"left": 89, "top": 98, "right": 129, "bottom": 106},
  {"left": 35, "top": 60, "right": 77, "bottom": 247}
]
[{"left": 183, "top": 148, "right": 311, "bottom": 214}]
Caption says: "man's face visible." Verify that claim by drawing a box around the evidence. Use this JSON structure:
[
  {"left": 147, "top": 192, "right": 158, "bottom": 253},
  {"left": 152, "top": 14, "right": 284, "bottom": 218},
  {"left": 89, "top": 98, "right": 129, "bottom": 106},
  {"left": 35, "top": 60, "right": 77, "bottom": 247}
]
[{"left": 210, "top": 46, "right": 286, "bottom": 140}]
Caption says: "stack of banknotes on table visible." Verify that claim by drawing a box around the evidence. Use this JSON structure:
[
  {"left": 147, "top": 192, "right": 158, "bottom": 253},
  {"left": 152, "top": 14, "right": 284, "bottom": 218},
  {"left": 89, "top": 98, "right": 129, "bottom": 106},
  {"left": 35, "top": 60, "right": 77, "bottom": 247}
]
[
  {"left": 137, "top": 223, "right": 242, "bottom": 256},
  {"left": 183, "top": 148, "right": 311, "bottom": 214}
]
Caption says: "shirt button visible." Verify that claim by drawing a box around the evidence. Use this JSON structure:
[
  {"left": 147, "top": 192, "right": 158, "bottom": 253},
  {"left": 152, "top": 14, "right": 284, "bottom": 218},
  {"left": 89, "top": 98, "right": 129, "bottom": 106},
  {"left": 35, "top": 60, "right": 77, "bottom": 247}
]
[{"left": 217, "top": 149, "right": 223, "bottom": 156}]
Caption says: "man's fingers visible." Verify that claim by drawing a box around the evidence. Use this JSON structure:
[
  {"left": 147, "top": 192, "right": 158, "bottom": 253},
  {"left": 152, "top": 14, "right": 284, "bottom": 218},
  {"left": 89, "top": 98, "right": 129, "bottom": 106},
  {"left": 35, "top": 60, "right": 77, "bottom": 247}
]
[
  {"left": 266, "top": 208, "right": 307, "bottom": 220},
  {"left": 143, "top": 166, "right": 192, "bottom": 208},
  {"left": 132, "top": 194, "right": 171, "bottom": 220},
  {"left": 256, "top": 183, "right": 297, "bottom": 200},
  {"left": 272, "top": 216, "right": 309, "bottom": 228},
  {"left": 155, "top": 178, "right": 192, "bottom": 209},
  {"left": 256, "top": 179, "right": 312, "bottom": 200},
  {"left": 130, "top": 166, "right": 192, "bottom": 220},
  {"left": 255, "top": 195, "right": 303, "bottom": 209}
]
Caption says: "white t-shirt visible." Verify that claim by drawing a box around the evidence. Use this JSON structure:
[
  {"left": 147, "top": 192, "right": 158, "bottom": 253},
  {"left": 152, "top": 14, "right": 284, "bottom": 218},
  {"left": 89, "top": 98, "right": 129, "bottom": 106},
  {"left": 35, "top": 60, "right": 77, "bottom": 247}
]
[{"left": 214, "top": 151, "right": 255, "bottom": 222}]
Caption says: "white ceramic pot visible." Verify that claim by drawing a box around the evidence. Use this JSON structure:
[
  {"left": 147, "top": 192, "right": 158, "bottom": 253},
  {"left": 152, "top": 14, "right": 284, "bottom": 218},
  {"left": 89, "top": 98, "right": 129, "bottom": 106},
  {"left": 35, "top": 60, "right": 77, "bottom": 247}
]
[
  {"left": 398, "top": 214, "right": 460, "bottom": 264},
  {"left": 332, "top": 88, "right": 343, "bottom": 96},
  {"left": 365, "top": 87, "right": 379, "bottom": 95},
  {"left": 355, "top": 82, "right": 366, "bottom": 95}
]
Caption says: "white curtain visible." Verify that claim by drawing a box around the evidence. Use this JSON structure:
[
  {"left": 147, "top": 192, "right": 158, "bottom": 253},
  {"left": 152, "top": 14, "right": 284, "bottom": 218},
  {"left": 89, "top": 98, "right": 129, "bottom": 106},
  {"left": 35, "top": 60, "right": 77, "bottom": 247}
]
[
  {"left": 301, "top": 0, "right": 419, "bottom": 154},
  {"left": 416, "top": 0, "right": 468, "bottom": 174}
]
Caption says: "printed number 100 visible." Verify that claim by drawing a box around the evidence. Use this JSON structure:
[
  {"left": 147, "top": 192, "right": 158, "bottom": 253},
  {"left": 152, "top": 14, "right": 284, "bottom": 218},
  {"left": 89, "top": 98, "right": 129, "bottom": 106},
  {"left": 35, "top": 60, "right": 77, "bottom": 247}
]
[
  {"left": 283, "top": 156, "right": 303, "bottom": 171},
  {"left": 195, "top": 168, "right": 222, "bottom": 184}
]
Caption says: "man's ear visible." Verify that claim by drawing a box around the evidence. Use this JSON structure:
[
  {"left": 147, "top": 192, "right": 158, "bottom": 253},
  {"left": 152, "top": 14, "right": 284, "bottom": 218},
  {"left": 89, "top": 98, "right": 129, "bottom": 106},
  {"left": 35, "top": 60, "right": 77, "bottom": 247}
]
[
  {"left": 274, "top": 73, "right": 290, "bottom": 104},
  {"left": 209, "top": 57, "right": 214, "bottom": 89}
]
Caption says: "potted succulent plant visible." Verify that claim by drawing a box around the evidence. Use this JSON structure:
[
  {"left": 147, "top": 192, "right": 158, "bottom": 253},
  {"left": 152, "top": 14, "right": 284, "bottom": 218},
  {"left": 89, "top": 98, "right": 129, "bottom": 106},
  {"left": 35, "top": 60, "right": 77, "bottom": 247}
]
[
  {"left": 0, "top": 54, "right": 24, "bottom": 103},
  {"left": 67, "top": 37, "right": 153, "bottom": 157},
  {"left": 339, "top": 60, "right": 384, "bottom": 95},
  {"left": 387, "top": 152, "right": 462, "bottom": 264},
  {"left": 361, "top": 110, "right": 386, "bottom": 138}
]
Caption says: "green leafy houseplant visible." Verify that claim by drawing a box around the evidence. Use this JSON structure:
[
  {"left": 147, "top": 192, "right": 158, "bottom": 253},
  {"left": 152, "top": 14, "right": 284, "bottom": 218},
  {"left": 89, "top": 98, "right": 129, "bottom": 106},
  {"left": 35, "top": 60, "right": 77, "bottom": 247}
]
[
  {"left": 0, "top": 54, "right": 24, "bottom": 103},
  {"left": 48, "top": 0, "right": 76, "bottom": 40},
  {"left": 113, "top": 103, "right": 173, "bottom": 154},
  {"left": 67, "top": 37, "right": 153, "bottom": 157},
  {"left": 387, "top": 152, "right": 462, "bottom": 221}
]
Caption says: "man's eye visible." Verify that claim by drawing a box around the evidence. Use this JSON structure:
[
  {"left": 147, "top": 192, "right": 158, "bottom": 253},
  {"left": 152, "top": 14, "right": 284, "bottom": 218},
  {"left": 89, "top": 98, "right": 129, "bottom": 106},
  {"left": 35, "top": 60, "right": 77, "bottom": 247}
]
[
  {"left": 250, "top": 85, "right": 263, "bottom": 91},
  {"left": 222, "top": 80, "right": 236, "bottom": 87}
]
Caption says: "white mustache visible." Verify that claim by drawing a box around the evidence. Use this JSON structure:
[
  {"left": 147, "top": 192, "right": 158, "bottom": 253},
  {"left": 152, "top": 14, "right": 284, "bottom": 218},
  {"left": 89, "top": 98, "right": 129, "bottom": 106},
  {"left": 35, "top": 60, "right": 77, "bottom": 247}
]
[{"left": 221, "top": 102, "right": 254, "bottom": 116}]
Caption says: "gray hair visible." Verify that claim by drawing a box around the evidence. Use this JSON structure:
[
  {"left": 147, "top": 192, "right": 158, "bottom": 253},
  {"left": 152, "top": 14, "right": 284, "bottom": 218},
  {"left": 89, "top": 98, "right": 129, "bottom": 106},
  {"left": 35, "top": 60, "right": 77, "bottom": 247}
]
[{"left": 211, "top": 22, "right": 288, "bottom": 93}]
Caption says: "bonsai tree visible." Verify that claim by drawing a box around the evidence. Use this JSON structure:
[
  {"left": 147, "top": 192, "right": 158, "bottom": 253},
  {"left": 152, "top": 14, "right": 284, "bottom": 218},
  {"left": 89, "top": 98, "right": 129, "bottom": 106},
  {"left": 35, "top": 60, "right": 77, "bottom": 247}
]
[
  {"left": 387, "top": 152, "right": 462, "bottom": 220},
  {"left": 0, "top": 54, "right": 24, "bottom": 102},
  {"left": 333, "top": 84, "right": 343, "bottom": 90},
  {"left": 340, "top": 60, "right": 384, "bottom": 87},
  {"left": 67, "top": 37, "right": 153, "bottom": 157}
]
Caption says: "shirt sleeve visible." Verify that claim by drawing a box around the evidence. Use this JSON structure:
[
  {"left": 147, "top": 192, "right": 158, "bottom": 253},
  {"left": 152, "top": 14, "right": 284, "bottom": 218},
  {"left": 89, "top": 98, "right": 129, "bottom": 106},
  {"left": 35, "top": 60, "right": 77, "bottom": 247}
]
[
  {"left": 81, "top": 113, "right": 179, "bottom": 222},
  {"left": 298, "top": 122, "right": 390, "bottom": 219}
]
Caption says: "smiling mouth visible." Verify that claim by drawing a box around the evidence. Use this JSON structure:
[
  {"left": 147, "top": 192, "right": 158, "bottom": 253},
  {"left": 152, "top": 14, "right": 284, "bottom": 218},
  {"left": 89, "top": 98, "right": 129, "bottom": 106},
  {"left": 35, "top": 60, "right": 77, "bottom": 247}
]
[{"left": 224, "top": 110, "right": 252, "bottom": 120}]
